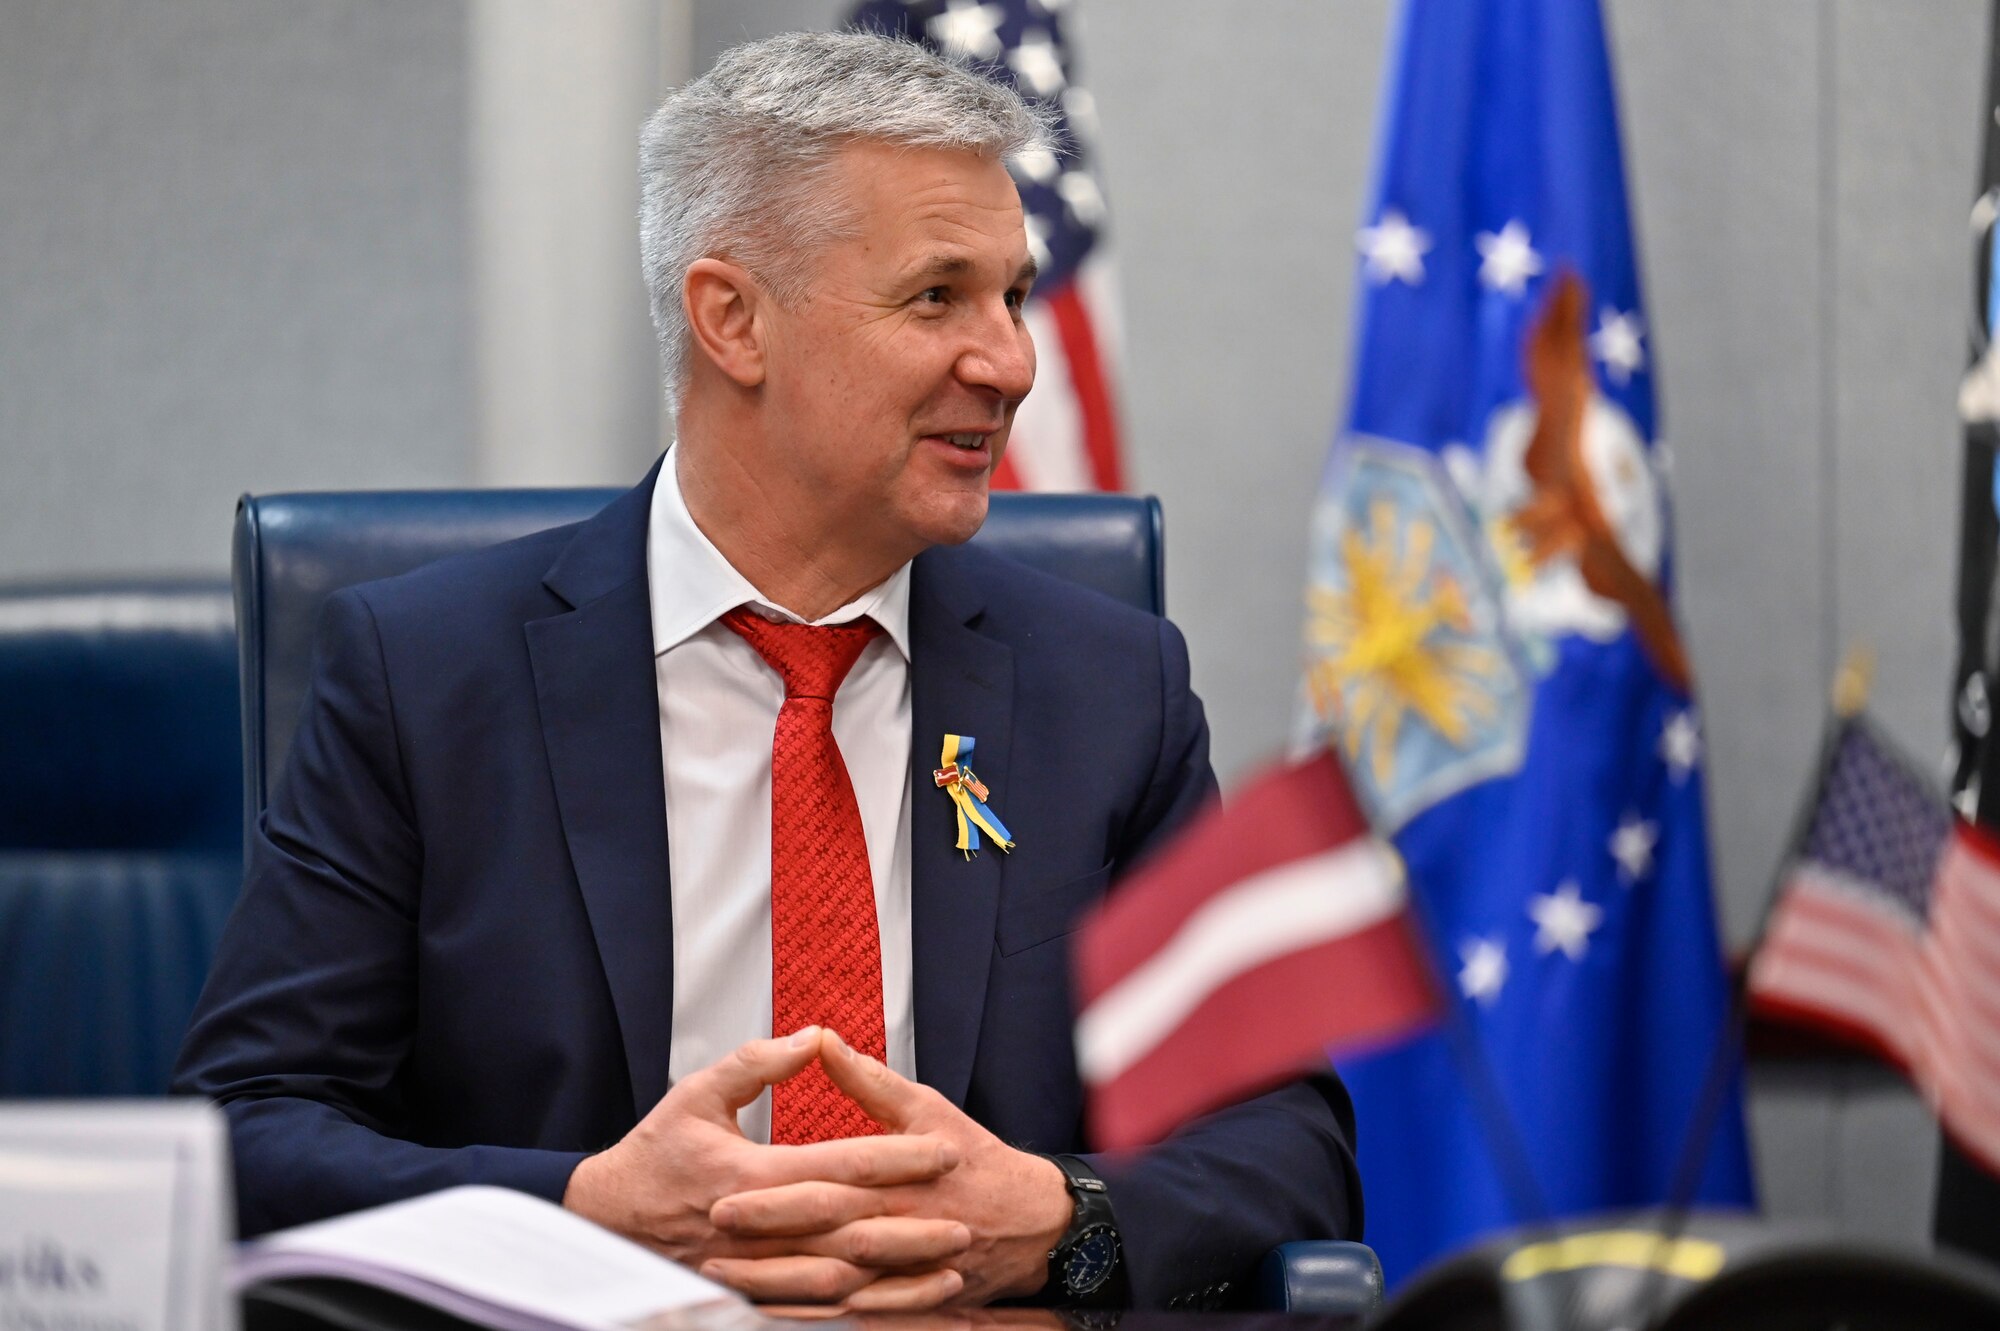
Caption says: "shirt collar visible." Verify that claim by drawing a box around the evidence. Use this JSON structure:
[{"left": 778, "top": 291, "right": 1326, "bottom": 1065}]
[{"left": 645, "top": 449, "right": 913, "bottom": 661}]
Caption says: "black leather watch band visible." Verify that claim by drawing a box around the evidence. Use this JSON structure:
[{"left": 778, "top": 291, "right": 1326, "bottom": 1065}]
[{"left": 1042, "top": 1153, "right": 1127, "bottom": 1306}]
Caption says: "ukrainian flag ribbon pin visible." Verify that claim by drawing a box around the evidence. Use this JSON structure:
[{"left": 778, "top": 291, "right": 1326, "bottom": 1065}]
[{"left": 932, "top": 734, "right": 1015, "bottom": 858}]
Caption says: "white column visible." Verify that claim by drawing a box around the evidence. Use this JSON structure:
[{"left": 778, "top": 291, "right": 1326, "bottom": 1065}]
[{"left": 468, "top": 0, "right": 693, "bottom": 486}]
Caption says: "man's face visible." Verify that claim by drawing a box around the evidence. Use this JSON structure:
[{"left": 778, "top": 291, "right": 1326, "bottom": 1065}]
[{"left": 756, "top": 140, "right": 1037, "bottom": 562}]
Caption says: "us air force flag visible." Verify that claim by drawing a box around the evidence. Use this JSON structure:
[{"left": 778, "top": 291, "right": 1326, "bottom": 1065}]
[{"left": 1298, "top": 0, "right": 1755, "bottom": 1284}]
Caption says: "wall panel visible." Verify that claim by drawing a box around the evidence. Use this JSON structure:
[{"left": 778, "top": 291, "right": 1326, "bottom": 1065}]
[
  {"left": 1085, "top": 0, "right": 1391, "bottom": 785},
  {"left": 1830, "top": 0, "right": 1985, "bottom": 770},
  {"left": 0, "top": 0, "right": 474, "bottom": 577},
  {"left": 1607, "top": 0, "right": 1830, "bottom": 946}
]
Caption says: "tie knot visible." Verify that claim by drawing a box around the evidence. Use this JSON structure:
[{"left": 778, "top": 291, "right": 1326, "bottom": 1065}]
[{"left": 722, "top": 606, "right": 882, "bottom": 701}]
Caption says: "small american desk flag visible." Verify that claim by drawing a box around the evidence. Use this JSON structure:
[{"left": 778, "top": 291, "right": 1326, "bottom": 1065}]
[
  {"left": 847, "top": 0, "right": 1126, "bottom": 492},
  {"left": 1073, "top": 751, "right": 1439, "bottom": 1151},
  {"left": 1748, "top": 715, "right": 2000, "bottom": 1172}
]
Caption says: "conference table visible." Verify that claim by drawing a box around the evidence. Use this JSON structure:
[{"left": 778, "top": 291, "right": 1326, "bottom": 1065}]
[{"left": 690, "top": 1311, "right": 1365, "bottom": 1331}]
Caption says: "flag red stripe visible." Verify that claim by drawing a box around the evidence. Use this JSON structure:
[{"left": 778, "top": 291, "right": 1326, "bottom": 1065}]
[
  {"left": 1754, "top": 947, "right": 1915, "bottom": 1022},
  {"left": 1044, "top": 283, "right": 1124, "bottom": 492},
  {"left": 1928, "top": 841, "right": 2000, "bottom": 1070},
  {"left": 1921, "top": 931, "right": 2000, "bottom": 1060},
  {"left": 990, "top": 451, "right": 1023, "bottom": 491},
  {"left": 1958, "top": 817, "right": 2000, "bottom": 865},
  {"left": 1920, "top": 949, "right": 2000, "bottom": 1088},
  {"left": 1767, "top": 871, "right": 1922, "bottom": 950},
  {"left": 1933, "top": 1032, "right": 2000, "bottom": 1170},
  {"left": 1911, "top": 934, "right": 2000, "bottom": 1109},
  {"left": 1756, "top": 878, "right": 1923, "bottom": 1000},
  {"left": 1942, "top": 1116, "right": 2000, "bottom": 1178},
  {"left": 1755, "top": 824, "right": 2000, "bottom": 1179},
  {"left": 1075, "top": 753, "right": 1371, "bottom": 999},
  {"left": 1937, "top": 843, "right": 2000, "bottom": 938},
  {"left": 1931, "top": 1031, "right": 2000, "bottom": 1117},
  {"left": 1087, "top": 914, "right": 1436, "bottom": 1150},
  {"left": 1764, "top": 898, "right": 1921, "bottom": 985},
  {"left": 1783, "top": 865, "right": 1925, "bottom": 935},
  {"left": 1915, "top": 955, "right": 2000, "bottom": 1081},
  {"left": 1752, "top": 957, "right": 1921, "bottom": 1063},
  {"left": 1750, "top": 873, "right": 1925, "bottom": 1065},
  {"left": 1929, "top": 888, "right": 2000, "bottom": 976},
  {"left": 1751, "top": 989, "right": 1921, "bottom": 1072}
]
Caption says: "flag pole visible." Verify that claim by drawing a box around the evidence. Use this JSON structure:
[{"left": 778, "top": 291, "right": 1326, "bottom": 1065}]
[
  {"left": 1388, "top": 846, "right": 1556, "bottom": 1231},
  {"left": 1619, "top": 647, "right": 1871, "bottom": 1330},
  {"left": 1673, "top": 645, "right": 1870, "bottom": 1198},
  {"left": 1388, "top": 860, "right": 1591, "bottom": 1331},
  {"left": 1735, "top": 647, "right": 1873, "bottom": 964}
]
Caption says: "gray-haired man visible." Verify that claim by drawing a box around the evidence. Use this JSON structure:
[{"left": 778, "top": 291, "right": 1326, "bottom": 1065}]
[{"left": 176, "top": 31, "right": 1358, "bottom": 1311}]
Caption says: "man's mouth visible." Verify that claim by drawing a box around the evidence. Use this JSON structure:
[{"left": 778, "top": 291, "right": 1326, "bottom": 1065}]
[{"left": 921, "top": 429, "right": 996, "bottom": 454}]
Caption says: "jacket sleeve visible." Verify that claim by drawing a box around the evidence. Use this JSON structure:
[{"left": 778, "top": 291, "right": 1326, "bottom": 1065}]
[
  {"left": 1079, "top": 617, "right": 1363, "bottom": 1308},
  {"left": 171, "top": 589, "right": 585, "bottom": 1236}
]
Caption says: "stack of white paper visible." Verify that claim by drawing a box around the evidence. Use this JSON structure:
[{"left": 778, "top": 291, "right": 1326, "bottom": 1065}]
[{"left": 233, "top": 1186, "right": 745, "bottom": 1331}]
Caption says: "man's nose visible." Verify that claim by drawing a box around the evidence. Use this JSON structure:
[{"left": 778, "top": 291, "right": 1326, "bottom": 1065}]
[{"left": 957, "top": 303, "right": 1036, "bottom": 404}]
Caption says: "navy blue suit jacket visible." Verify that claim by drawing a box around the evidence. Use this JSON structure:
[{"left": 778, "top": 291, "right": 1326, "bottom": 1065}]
[{"left": 174, "top": 470, "right": 1359, "bottom": 1305}]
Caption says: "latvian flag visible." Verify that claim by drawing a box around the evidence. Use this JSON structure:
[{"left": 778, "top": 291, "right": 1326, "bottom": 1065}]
[
  {"left": 1074, "top": 751, "right": 1440, "bottom": 1151},
  {"left": 848, "top": 0, "right": 1127, "bottom": 492},
  {"left": 1749, "top": 715, "right": 2000, "bottom": 1173}
]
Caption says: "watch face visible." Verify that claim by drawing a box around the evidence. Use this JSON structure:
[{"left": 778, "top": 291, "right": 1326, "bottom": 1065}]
[{"left": 1063, "top": 1224, "right": 1120, "bottom": 1296}]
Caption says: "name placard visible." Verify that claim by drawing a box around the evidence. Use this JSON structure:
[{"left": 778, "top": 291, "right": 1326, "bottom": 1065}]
[{"left": 0, "top": 1101, "right": 234, "bottom": 1331}]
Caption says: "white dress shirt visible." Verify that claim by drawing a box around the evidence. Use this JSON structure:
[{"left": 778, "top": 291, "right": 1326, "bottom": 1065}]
[{"left": 648, "top": 452, "right": 915, "bottom": 1143}]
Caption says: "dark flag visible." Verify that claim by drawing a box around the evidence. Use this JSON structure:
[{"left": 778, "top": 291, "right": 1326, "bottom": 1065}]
[
  {"left": 1937, "top": 0, "right": 2000, "bottom": 1265},
  {"left": 846, "top": 0, "right": 1127, "bottom": 493}
]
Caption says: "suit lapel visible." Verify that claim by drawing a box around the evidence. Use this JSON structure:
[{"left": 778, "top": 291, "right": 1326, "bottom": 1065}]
[
  {"left": 908, "top": 548, "right": 1013, "bottom": 1109},
  {"left": 526, "top": 462, "right": 675, "bottom": 1121}
]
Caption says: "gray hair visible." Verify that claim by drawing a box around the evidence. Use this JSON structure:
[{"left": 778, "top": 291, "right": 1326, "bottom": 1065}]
[{"left": 639, "top": 30, "right": 1057, "bottom": 405}]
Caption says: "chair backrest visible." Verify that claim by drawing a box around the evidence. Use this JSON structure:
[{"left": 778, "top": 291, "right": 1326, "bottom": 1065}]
[
  {"left": 0, "top": 581, "right": 240, "bottom": 852},
  {"left": 0, "top": 581, "right": 243, "bottom": 1094},
  {"left": 234, "top": 486, "right": 1164, "bottom": 836}
]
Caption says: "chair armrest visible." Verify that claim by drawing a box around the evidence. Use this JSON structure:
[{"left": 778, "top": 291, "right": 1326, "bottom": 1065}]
[{"left": 1253, "top": 1239, "right": 1385, "bottom": 1315}]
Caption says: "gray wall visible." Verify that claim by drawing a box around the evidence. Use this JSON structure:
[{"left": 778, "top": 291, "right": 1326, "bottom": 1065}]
[
  {"left": 3, "top": 0, "right": 1986, "bottom": 1249},
  {"left": 0, "top": 0, "right": 476, "bottom": 577}
]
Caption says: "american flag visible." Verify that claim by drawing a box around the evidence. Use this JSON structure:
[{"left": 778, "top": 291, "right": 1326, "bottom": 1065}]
[
  {"left": 1073, "top": 751, "right": 1439, "bottom": 1150},
  {"left": 848, "top": 0, "right": 1126, "bottom": 492},
  {"left": 1748, "top": 715, "right": 2000, "bottom": 1172}
]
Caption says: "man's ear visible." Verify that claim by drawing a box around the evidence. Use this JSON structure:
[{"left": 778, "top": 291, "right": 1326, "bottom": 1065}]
[{"left": 684, "top": 258, "right": 768, "bottom": 389}]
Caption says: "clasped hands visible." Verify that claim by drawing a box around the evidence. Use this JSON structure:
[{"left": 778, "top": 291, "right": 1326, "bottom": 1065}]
[{"left": 562, "top": 1026, "right": 1074, "bottom": 1312}]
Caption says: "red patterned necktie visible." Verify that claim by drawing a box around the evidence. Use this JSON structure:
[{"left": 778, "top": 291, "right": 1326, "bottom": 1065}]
[{"left": 721, "top": 606, "right": 888, "bottom": 1144}]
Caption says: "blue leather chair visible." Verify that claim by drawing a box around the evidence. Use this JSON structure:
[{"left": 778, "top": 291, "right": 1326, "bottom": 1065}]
[
  {"left": 0, "top": 581, "right": 243, "bottom": 1095},
  {"left": 232, "top": 484, "right": 1378, "bottom": 1313},
  {"left": 234, "top": 488, "right": 1163, "bottom": 833}
]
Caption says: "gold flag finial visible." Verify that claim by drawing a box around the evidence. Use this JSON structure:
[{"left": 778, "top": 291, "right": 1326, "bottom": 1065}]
[{"left": 1832, "top": 644, "right": 1874, "bottom": 718}]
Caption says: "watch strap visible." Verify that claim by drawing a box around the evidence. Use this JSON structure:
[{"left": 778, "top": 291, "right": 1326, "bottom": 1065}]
[{"left": 1042, "top": 1153, "right": 1127, "bottom": 1306}]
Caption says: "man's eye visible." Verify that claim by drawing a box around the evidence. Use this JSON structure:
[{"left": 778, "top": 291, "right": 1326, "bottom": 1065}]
[
  {"left": 1005, "top": 288, "right": 1030, "bottom": 311},
  {"left": 918, "top": 286, "right": 948, "bottom": 305}
]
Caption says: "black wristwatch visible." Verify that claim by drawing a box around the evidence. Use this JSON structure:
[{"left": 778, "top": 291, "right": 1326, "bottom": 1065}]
[{"left": 1042, "top": 1153, "right": 1126, "bottom": 1305}]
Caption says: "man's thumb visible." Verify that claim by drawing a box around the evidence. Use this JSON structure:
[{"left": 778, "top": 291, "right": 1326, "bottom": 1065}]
[
  {"left": 693, "top": 1026, "right": 825, "bottom": 1116},
  {"left": 818, "top": 1028, "right": 923, "bottom": 1128}
]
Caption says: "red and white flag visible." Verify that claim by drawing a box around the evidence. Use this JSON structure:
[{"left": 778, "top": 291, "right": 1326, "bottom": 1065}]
[
  {"left": 1748, "top": 716, "right": 2000, "bottom": 1173},
  {"left": 1073, "top": 751, "right": 1439, "bottom": 1151},
  {"left": 1001, "top": 256, "right": 1124, "bottom": 492}
]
